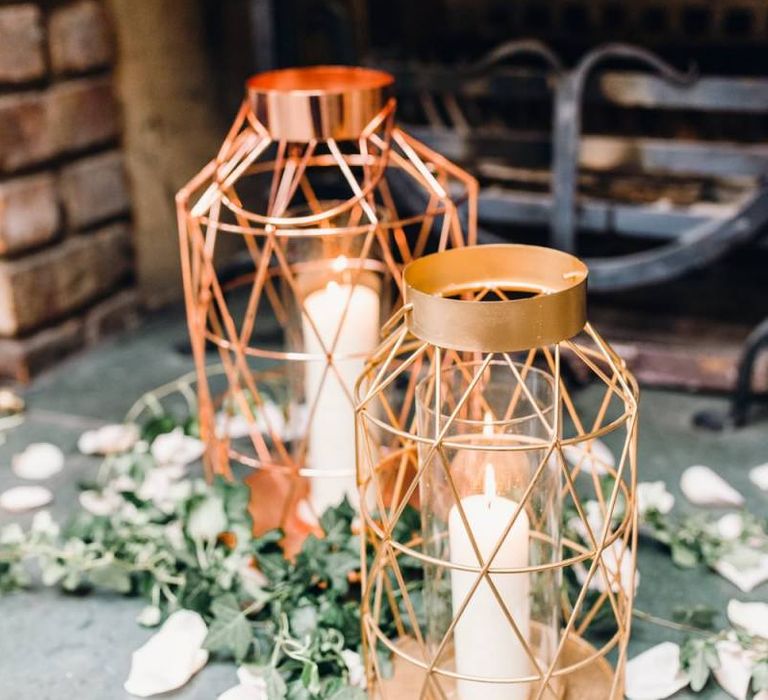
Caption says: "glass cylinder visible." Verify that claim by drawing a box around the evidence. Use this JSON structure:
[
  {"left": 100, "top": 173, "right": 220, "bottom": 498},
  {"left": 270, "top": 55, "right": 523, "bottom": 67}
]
[
  {"left": 283, "top": 223, "right": 390, "bottom": 514},
  {"left": 416, "top": 360, "right": 560, "bottom": 700}
]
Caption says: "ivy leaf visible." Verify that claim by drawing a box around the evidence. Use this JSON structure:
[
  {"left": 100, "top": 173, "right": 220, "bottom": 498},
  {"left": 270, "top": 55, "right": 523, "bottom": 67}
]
[
  {"left": 753, "top": 658, "right": 768, "bottom": 692},
  {"left": 88, "top": 562, "right": 131, "bottom": 593},
  {"left": 670, "top": 540, "right": 699, "bottom": 568},
  {"left": 672, "top": 604, "right": 717, "bottom": 629},
  {"left": 301, "top": 661, "right": 321, "bottom": 694},
  {"left": 680, "top": 637, "right": 719, "bottom": 692},
  {"left": 204, "top": 594, "right": 253, "bottom": 662}
]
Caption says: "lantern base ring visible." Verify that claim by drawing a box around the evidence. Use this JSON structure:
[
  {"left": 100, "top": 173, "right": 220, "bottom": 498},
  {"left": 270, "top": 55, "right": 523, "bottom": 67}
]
[{"left": 380, "top": 634, "right": 614, "bottom": 699}]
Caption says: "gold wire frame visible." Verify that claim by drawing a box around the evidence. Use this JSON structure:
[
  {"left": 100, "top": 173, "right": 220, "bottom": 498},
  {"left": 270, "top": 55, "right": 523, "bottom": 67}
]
[
  {"left": 175, "top": 66, "right": 477, "bottom": 542},
  {"left": 356, "top": 245, "right": 639, "bottom": 699}
]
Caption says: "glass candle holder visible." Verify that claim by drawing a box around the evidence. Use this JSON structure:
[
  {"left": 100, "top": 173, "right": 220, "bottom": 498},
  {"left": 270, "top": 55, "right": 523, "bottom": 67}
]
[{"left": 416, "top": 361, "right": 560, "bottom": 700}]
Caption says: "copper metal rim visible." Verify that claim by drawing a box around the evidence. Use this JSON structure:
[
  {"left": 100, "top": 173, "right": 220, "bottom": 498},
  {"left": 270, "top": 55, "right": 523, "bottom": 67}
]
[
  {"left": 246, "top": 65, "right": 395, "bottom": 142},
  {"left": 403, "top": 244, "right": 588, "bottom": 353}
]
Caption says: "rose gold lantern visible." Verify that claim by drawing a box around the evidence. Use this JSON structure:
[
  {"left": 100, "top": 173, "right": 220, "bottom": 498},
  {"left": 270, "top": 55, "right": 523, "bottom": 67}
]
[
  {"left": 356, "top": 245, "right": 639, "bottom": 698},
  {"left": 176, "top": 66, "right": 476, "bottom": 545}
]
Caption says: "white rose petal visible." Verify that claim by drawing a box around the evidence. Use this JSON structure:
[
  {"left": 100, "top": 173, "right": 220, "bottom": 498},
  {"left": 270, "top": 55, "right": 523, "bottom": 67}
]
[
  {"left": 755, "top": 692, "right": 768, "bottom": 700},
  {"left": 216, "top": 413, "right": 252, "bottom": 440},
  {"left": 625, "top": 642, "right": 689, "bottom": 700},
  {"left": 713, "top": 639, "right": 752, "bottom": 700},
  {"left": 749, "top": 463, "right": 768, "bottom": 491},
  {"left": 717, "top": 513, "right": 745, "bottom": 541},
  {"left": 186, "top": 495, "right": 227, "bottom": 542},
  {"left": 30, "top": 510, "right": 59, "bottom": 537},
  {"left": 136, "top": 605, "right": 162, "bottom": 628},
  {"left": 574, "top": 539, "right": 638, "bottom": 596},
  {"left": 79, "top": 489, "right": 123, "bottom": 516},
  {"left": 637, "top": 481, "right": 675, "bottom": 517},
  {"left": 124, "top": 610, "right": 209, "bottom": 697},
  {"left": 715, "top": 555, "right": 768, "bottom": 593},
  {"left": 219, "top": 683, "right": 267, "bottom": 700},
  {"left": 0, "top": 485, "right": 53, "bottom": 512},
  {"left": 151, "top": 428, "right": 205, "bottom": 467},
  {"left": 341, "top": 649, "right": 366, "bottom": 689},
  {"left": 11, "top": 443, "right": 64, "bottom": 480},
  {"left": 727, "top": 599, "right": 768, "bottom": 639},
  {"left": 237, "top": 665, "right": 269, "bottom": 688},
  {"left": 284, "top": 403, "right": 309, "bottom": 442},
  {"left": 296, "top": 498, "right": 319, "bottom": 528},
  {"left": 680, "top": 465, "right": 744, "bottom": 507},
  {"left": 78, "top": 424, "right": 139, "bottom": 455},
  {"left": 563, "top": 439, "right": 615, "bottom": 476}
]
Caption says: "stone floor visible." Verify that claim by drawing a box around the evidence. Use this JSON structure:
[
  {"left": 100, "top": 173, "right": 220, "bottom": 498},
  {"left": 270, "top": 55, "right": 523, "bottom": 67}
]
[{"left": 0, "top": 305, "right": 766, "bottom": 699}]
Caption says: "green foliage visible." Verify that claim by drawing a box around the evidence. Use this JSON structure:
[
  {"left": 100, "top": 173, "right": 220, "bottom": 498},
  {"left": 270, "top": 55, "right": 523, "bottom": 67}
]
[{"left": 680, "top": 637, "right": 720, "bottom": 692}]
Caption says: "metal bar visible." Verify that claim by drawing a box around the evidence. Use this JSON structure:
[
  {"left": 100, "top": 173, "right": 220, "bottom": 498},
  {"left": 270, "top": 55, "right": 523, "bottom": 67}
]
[
  {"left": 405, "top": 126, "right": 768, "bottom": 179},
  {"left": 478, "top": 190, "right": 731, "bottom": 239}
]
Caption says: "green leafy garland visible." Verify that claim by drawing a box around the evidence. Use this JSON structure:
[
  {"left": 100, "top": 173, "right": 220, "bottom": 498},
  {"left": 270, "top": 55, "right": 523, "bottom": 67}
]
[
  {"left": 1, "top": 416, "right": 767, "bottom": 698},
  {"left": 0, "top": 420, "right": 419, "bottom": 699}
]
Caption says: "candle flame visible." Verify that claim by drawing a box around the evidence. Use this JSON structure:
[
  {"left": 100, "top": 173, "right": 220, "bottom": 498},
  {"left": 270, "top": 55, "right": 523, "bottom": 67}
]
[
  {"left": 482, "top": 411, "right": 494, "bottom": 437},
  {"left": 483, "top": 463, "right": 497, "bottom": 504},
  {"left": 331, "top": 255, "right": 348, "bottom": 273},
  {"left": 326, "top": 279, "right": 342, "bottom": 298}
]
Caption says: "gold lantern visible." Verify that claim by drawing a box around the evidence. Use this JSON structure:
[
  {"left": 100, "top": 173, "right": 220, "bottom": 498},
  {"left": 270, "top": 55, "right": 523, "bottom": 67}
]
[
  {"left": 176, "top": 66, "right": 476, "bottom": 545},
  {"left": 356, "top": 245, "right": 639, "bottom": 699}
]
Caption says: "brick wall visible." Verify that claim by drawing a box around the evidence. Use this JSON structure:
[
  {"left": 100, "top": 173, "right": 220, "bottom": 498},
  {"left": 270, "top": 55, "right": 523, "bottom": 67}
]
[{"left": 0, "top": 0, "right": 138, "bottom": 382}]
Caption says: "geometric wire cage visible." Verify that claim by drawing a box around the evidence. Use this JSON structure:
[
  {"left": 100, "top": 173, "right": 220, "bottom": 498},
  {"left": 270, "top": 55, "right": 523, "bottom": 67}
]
[
  {"left": 176, "top": 66, "right": 476, "bottom": 542},
  {"left": 356, "top": 245, "right": 639, "bottom": 699}
]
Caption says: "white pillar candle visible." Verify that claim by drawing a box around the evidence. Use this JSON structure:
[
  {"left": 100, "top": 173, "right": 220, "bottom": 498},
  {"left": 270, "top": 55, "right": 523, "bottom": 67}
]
[
  {"left": 448, "top": 464, "right": 531, "bottom": 700},
  {"left": 301, "top": 262, "right": 380, "bottom": 514}
]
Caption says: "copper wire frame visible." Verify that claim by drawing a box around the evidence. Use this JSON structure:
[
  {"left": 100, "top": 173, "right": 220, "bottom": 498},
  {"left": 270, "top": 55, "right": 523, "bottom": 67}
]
[
  {"left": 355, "top": 250, "right": 639, "bottom": 699},
  {"left": 176, "top": 67, "right": 477, "bottom": 532}
]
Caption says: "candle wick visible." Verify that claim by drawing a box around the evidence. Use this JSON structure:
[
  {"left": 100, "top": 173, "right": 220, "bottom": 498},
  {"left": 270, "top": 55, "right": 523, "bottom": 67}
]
[{"left": 483, "top": 463, "right": 496, "bottom": 508}]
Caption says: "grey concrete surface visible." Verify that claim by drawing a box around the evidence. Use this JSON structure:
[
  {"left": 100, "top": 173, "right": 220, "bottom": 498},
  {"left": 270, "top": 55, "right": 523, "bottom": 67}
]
[{"left": 0, "top": 305, "right": 765, "bottom": 699}]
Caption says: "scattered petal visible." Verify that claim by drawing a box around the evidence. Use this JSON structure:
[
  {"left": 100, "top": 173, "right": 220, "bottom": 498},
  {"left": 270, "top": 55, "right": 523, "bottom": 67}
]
[
  {"left": 0, "top": 388, "right": 24, "bottom": 413},
  {"left": 137, "top": 605, "right": 162, "bottom": 628},
  {"left": 749, "top": 463, "right": 768, "bottom": 492},
  {"left": 680, "top": 465, "right": 744, "bottom": 507},
  {"left": 218, "top": 683, "right": 267, "bottom": 700},
  {"left": 717, "top": 513, "right": 745, "bottom": 541},
  {"left": 216, "top": 402, "right": 286, "bottom": 441},
  {"left": 563, "top": 439, "right": 615, "bottom": 476},
  {"left": 124, "top": 610, "right": 208, "bottom": 697},
  {"left": 0, "top": 485, "right": 53, "bottom": 512},
  {"left": 78, "top": 424, "right": 139, "bottom": 455},
  {"left": 625, "top": 642, "right": 689, "bottom": 700},
  {"left": 341, "top": 649, "right": 366, "bottom": 689},
  {"left": 713, "top": 639, "right": 752, "bottom": 700},
  {"left": 727, "top": 599, "right": 768, "bottom": 639},
  {"left": 11, "top": 443, "right": 64, "bottom": 480},
  {"left": 637, "top": 481, "right": 675, "bottom": 517},
  {"left": 30, "top": 510, "right": 59, "bottom": 538},
  {"left": 237, "top": 665, "right": 269, "bottom": 687},
  {"left": 296, "top": 498, "right": 319, "bottom": 528},
  {"left": 573, "top": 539, "right": 638, "bottom": 596},
  {"left": 715, "top": 555, "right": 768, "bottom": 593},
  {"left": 79, "top": 489, "right": 122, "bottom": 516},
  {"left": 150, "top": 428, "right": 205, "bottom": 467},
  {"left": 284, "top": 403, "right": 309, "bottom": 442}
]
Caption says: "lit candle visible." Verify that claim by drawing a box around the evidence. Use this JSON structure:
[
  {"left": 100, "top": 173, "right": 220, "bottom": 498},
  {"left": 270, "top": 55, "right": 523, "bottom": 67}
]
[
  {"left": 448, "top": 462, "right": 531, "bottom": 700},
  {"left": 301, "top": 257, "right": 380, "bottom": 514}
]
